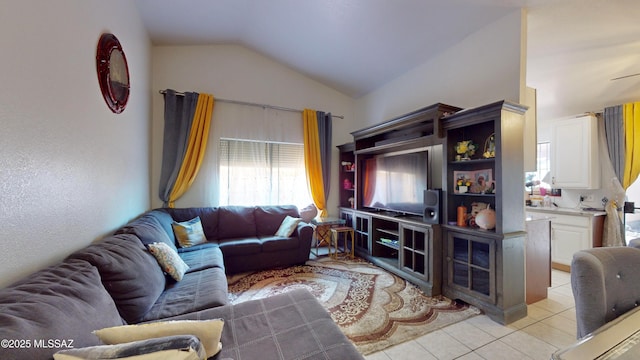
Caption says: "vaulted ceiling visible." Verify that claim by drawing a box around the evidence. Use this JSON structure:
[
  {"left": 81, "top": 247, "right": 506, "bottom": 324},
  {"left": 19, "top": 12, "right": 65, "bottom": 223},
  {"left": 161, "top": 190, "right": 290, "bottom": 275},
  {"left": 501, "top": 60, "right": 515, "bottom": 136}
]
[{"left": 134, "top": 0, "right": 640, "bottom": 121}]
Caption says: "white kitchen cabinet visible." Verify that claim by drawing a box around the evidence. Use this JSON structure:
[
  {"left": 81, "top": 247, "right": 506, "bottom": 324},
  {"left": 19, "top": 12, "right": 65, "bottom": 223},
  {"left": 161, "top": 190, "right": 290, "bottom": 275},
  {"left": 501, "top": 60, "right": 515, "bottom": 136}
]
[
  {"left": 551, "top": 219, "right": 591, "bottom": 268},
  {"left": 526, "top": 210, "right": 604, "bottom": 271},
  {"left": 551, "top": 114, "right": 599, "bottom": 189}
]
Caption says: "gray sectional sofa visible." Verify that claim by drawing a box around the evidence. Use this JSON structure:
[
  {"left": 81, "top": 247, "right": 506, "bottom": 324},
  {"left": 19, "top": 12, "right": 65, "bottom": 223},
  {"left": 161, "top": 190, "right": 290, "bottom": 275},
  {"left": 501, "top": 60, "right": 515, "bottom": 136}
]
[
  {"left": 159, "top": 205, "right": 315, "bottom": 274},
  {"left": 0, "top": 205, "right": 364, "bottom": 360}
]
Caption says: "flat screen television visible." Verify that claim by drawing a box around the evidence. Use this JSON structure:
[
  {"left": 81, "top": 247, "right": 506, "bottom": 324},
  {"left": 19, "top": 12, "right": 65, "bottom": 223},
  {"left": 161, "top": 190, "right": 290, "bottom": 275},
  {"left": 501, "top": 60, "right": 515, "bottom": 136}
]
[{"left": 362, "top": 150, "right": 428, "bottom": 216}]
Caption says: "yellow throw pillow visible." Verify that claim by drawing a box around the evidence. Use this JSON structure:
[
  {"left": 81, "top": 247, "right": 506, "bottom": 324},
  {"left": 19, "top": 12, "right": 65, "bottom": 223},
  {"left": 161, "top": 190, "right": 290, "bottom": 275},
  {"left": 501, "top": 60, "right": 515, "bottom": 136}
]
[
  {"left": 94, "top": 319, "right": 224, "bottom": 358},
  {"left": 147, "top": 242, "right": 189, "bottom": 281},
  {"left": 275, "top": 215, "right": 302, "bottom": 237},
  {"left": 172, "top": 217, "right": 206, "bottom": 248}
]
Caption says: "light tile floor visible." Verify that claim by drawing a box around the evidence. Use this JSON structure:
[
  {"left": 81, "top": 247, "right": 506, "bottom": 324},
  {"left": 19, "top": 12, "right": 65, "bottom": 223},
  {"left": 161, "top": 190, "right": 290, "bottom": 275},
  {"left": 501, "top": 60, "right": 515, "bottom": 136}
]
[{"left": 365, "top": 270, "right": 577, "bottom": 360}]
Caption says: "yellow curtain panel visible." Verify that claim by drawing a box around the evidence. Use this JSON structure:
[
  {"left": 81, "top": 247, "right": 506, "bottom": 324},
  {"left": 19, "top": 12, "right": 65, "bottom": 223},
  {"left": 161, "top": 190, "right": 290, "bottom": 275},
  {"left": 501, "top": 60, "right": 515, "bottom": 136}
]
[
  {"left": 623, "top": 102, "right": 640, "bottom": 189},
  {"left": 168, "top": 94, "right": 215, "bottom": 207},
  {"left": 303, "top": 109, "right": 327, "bottom": 217}
]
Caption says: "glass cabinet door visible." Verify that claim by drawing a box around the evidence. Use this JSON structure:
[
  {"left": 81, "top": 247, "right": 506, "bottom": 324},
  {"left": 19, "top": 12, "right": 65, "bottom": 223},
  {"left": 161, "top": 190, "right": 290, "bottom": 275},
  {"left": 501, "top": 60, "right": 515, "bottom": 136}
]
[
  {"left": 447, "top": 231, "right": 496, "bottom": 303},
  {"left": 400, "top": 224, "right": 430, "bottom": 280},
  {"left": 354, "top": 214, "right": 371, "bottom": 254}
]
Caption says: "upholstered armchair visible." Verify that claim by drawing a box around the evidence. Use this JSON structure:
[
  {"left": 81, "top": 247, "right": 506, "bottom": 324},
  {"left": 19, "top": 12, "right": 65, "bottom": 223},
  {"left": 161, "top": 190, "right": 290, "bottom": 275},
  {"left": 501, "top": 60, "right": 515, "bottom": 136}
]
[{"left": 571, "top": 246, "right": 640, "bottom": 338}]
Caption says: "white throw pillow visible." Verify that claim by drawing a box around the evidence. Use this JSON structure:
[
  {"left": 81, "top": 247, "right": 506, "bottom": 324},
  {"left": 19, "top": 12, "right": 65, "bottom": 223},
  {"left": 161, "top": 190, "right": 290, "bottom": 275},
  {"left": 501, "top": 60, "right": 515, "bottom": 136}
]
[
  {"left": 275, "top": 215, "right": 302, "bottom": 237},
  {"left": 147, "top": 242, "right": 189, "bottom": 281},
  {"left": 94, "top": 319, "right": 224, "bottom": 358}
]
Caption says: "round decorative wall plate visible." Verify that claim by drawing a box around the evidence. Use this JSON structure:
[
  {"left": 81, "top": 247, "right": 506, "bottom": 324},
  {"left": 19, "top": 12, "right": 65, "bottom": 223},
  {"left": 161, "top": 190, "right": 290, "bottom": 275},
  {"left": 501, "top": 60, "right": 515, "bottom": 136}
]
[{"left": 96, "top": 33, "right": 130, "bottom": 113}]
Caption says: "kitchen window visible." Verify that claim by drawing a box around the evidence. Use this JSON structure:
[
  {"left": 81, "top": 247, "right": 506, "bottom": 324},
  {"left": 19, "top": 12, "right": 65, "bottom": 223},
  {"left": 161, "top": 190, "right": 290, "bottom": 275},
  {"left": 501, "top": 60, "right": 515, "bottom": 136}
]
[{"left": 526, "top": 142, "right": 551, "bottom": 192}]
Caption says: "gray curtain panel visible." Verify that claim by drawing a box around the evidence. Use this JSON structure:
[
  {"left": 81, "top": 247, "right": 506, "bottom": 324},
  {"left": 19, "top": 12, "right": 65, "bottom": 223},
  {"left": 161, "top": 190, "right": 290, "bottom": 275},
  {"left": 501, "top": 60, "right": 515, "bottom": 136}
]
[
  {"left": 317, "top": 111, "right": 332, "bottom": 200},
  {"left": 604, "top": 105, "right": 624, "bottom": 182},
  {"left": 159, "top": 89, "right": 199, "bottom": 206}
]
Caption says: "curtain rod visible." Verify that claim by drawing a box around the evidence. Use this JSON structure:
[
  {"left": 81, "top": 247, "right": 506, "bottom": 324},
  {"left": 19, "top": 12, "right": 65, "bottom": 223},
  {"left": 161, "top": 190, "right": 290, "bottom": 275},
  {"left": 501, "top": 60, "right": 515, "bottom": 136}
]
[{"left": 158, "top": 90, "right": 344, "bottom": 119}]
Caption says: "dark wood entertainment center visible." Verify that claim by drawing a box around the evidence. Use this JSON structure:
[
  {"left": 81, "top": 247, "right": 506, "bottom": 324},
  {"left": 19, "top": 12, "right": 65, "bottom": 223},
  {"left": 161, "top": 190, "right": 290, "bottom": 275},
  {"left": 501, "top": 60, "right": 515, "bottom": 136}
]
[{"left": 337, "top": 100, "right": 528, "bottom": 324}]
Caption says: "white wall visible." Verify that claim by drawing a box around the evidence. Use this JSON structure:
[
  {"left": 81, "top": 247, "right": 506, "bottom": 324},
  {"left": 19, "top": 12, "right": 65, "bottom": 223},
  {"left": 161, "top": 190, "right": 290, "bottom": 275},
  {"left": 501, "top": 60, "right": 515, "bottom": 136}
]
[
  {"left": 150, "top": 45, "right": 355, "bottom": 212},
  {"left": 0, "top": 1, "right": 152, "bottom": 288},
  {"left": 0, "top": 5, "right": 527, "bottom": 287},
  {"left": 354, "top": 10, "right": 525, "bottom": 128}
]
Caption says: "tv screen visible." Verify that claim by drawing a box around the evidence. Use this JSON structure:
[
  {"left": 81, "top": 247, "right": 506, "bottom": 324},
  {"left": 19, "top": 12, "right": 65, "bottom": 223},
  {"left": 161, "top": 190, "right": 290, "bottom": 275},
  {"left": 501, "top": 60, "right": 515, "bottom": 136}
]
[{"left": 362, "top": 150, "right": 428, "bottom": 215}]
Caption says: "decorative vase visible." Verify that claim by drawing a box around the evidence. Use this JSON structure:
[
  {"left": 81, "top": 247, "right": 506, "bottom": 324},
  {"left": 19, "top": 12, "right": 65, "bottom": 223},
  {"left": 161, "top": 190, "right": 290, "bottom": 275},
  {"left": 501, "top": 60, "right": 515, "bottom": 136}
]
[
  {"left": 475, "top": 205, "right": 496, "bottom": 230},
  {"left": 456, "top": 205, "right": 468, "bottom": 227}
]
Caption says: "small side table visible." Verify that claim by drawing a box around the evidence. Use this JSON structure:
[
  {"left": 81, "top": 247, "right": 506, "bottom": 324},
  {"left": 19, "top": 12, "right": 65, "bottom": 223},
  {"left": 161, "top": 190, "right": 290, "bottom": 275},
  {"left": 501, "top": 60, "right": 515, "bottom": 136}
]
[
  {"left": 330, "top": 226, "right": 355, "bottom": 259},
  {"left": 310, "top": 217, "right": 346, "bottom": 256}
]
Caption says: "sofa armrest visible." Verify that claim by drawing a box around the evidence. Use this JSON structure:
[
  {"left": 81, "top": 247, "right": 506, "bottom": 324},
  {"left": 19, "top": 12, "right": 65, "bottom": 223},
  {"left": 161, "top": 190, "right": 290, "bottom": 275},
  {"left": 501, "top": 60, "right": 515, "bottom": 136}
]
[
  {"left": 571, "top": 247, "right": 640, "bottom": 338},
  {"left": 297, "top": 222, "right": 314, "bottom": 251},
  {"left": 571, "top": 251, "right": 608, "bottom": 338},
  {"left": 627, "top": 238, "right": 640, "bottom": 249}
]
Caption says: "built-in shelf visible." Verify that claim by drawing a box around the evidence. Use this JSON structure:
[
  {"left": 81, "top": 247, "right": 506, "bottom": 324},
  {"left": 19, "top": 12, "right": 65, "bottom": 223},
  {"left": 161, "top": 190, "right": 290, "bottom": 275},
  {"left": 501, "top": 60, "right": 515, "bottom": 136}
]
[
  {"left": 377, "top": 228, "right": 399, "bottom": 237},
  {"left": 441, "top": 100, "right": 528, "bottom": 324},
  {"left": 449, "top": 158, "right": 495, "bottom": 166},
  {"left": 355, "top": 136, "right": 432, "bottom": 156},
  {"left": 376, "top": 240, "right": 399, "bottom": 250},
  {"left": 340, "top": 100, "right": 527, "bottom": 325},
  {"left": 338, "top": 143, "right": 356, "bottom": 209},
  {"left": 452, "top": 193, "right": 495, "bottom": 197}
]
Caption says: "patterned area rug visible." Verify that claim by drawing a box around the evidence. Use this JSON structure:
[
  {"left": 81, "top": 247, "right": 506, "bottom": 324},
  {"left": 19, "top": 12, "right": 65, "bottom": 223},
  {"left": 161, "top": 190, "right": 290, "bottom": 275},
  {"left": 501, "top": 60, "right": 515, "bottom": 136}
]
[{"left": 226, "top": 257, "right": 480, "bottom": 355}]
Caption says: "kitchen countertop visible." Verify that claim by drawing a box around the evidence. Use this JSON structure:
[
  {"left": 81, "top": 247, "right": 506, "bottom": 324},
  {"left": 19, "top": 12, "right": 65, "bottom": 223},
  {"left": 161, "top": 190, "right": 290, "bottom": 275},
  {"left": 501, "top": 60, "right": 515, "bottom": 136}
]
[{"left": 526, "top": 205, "right": 607, "bottom": 217}]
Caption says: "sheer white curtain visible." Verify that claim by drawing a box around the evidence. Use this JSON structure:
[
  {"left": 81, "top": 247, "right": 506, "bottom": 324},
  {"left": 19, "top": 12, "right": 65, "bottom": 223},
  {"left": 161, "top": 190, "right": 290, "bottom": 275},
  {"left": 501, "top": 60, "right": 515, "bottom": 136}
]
[
  {"left": 219, "top": 140, "right": 270, "bottom": 205},
  {"left": 171, "top": 101, "right": 304, "bottom": 207},
  {"left": 218, "top": 139, "right": 310, "bottom": 206}
]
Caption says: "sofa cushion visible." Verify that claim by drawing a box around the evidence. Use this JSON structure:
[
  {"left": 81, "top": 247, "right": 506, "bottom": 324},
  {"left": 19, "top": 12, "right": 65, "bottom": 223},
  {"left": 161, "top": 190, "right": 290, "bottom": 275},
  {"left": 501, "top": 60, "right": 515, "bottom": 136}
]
[
  {"left": 178, "top": 244, "right": 225, "bottom": 273},
  {"left": 260, "top": 235, "right": 300, "bottom": 252},
  {"left": 218, "top": 238, "right": 262, "bottom": 256},
  {"left": 255, "top": 205, "right": 300, "bottom": 236},
  {"left": 143, "top": 209, "right": 178, "bottom": 245},
  {"left": 0, "top": 260, "right": 125, "bottom": 360},
  {"left": 53, "top": 335, "right": 206, "bottom": 360},
  {"left": 165, "top": 207, "right": 219, "bottom": 240},
  {"left": 118, "top": 213, "right": 177, "bottom": 252},
  {"left": 172, "top": 216, "right": 207, "bottom": 248},
  {"left": 176, "top": 241, "right": 220, "bottom": 253},
  {"left": 67, "top": 233, "right": 167, "bottom": 324},
  {"left": 217, "top": 206, "right": 256, "bottom": 239},
  {"left": 148, "top": 242, "right": 190, "bottom": 281},
  {"left": 140, "top": 267, "right": 228, "bottom": 321},
  {"left": 157, "top": 289, "right": 364, "bottom": 360}
]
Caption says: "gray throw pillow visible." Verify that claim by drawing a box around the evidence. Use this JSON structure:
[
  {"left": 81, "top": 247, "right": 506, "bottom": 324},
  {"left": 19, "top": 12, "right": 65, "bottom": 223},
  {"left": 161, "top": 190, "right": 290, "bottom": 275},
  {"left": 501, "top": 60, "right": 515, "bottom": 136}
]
[{"left": 53, "top": 335, "right": 206, "bottom": 360}]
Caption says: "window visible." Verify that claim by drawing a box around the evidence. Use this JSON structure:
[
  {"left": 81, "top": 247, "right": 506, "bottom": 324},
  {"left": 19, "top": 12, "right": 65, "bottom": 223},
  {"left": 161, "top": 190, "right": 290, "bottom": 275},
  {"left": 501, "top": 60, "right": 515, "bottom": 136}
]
[
  {"left": 219, "top": 139, "right": 312, "bottom": 208},
  {"left": 525, "top": 142, "right": 551, "bottom": 192}
]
